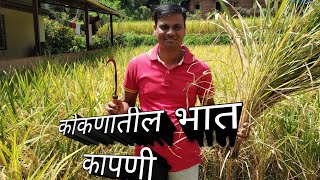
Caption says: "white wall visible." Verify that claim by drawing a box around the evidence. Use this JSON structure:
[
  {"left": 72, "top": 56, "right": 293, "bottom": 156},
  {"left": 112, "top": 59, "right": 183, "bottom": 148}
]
[{"left": 0, "top": 7, "right": 45, "bottom": 60}]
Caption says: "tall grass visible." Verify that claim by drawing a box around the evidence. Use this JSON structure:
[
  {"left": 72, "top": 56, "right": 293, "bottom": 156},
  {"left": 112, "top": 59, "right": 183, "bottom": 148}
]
[
  {"left": 1, "top": 1, "right": 319, "bottom": 177},
  {"left": 0, "top": 48, "right": 144, "bottom": 179},
  {"left": 1, "top": 44, "right": 319, "bottom": 179},
  {"left": 204, "top": 0, "right": 320, "bottom": 178}
]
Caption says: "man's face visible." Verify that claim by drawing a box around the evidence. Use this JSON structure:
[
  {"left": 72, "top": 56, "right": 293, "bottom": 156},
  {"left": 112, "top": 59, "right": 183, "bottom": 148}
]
[{"left": 154, "top": 13, "right": 186, "bottom": 49}]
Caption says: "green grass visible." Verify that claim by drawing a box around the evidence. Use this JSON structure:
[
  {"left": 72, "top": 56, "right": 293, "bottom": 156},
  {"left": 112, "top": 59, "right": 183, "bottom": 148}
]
[{"left": 0, "top": 45, "right": 319, "bottom": 179}]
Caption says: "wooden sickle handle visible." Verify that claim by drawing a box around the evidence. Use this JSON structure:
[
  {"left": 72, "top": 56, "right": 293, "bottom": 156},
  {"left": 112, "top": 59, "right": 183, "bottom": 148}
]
[{"left": 112, "top": 95, "right": 118, "bottom": 105}]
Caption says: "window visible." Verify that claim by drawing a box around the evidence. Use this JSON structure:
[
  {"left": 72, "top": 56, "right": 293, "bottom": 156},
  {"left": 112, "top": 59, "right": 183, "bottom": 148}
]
[
  {"left": 0, "top": 14, "right": 6, "bottom": 50},
  {"left": 195, "top": 4, "right": 200, "bottom": 9}
]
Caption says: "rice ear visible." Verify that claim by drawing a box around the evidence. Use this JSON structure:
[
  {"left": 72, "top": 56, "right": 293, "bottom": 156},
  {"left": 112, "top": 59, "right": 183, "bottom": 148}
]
[{"left": 214, "top": 0, "right": 320, "bottom": 158}]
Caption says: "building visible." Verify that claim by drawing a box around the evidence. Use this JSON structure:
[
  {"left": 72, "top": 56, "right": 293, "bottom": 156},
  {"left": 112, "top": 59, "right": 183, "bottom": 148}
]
[
  {"left": 181, "top": 0, "right": 280, "bottom": 17},
  {"left": 0, "top": 0, "right": 47, "bottom": 60},
  {"left": 0, "top": 0, "right": 125, "bottom": 61}
]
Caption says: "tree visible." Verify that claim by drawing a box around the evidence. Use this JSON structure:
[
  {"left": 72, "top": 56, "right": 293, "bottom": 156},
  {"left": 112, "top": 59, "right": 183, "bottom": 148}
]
[
  {"left": 160, "top": 0, "right": 182, "bottom": 4},
  {"left": 133, "top": 6, "right": 153, "bottom": 20},
  {"left": 98, "top": 0, "right": 187, "bottom": 20}
]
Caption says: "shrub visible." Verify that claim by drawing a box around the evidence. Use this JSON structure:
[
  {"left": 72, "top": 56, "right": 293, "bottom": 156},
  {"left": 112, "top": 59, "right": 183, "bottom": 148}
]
[
  {"left": 44, "top": 18, "right": 111, "bottom": 53},
  {"left": 92, "top": 35, "right": 110, "bottom": 49},
  {"left": 113, "top": 33, "right": 230, "bottom": 47},
  {"left": 44, "top": 18, "right": 74, "bottom": 54},
  {"left": 122, "top": 32, "right": 157, "bottom": 46},
  {"left": 71, "top": 36, "right": 86, "bottom": 52},
  {"left": 70, "top": 35, "right": 110, "bottom": 52},
  {"left": 183, "top": 34, "right": 230, "bottom": 45}
]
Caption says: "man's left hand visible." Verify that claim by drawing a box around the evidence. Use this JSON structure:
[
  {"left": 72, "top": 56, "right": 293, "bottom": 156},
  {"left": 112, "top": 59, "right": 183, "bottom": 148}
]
[{"left": 237, "top": 122, "right": 249, "bottom": 141}]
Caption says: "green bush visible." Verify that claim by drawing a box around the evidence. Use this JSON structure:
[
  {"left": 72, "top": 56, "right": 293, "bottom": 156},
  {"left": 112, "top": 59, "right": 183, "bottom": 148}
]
[
  {"left": 71, "top": 36, "right": 110, "bottom": 52},
  {"left": 44, "top": 18, "right": 74, "bottom": 54},
  {"left": 71, "top": 36, "right": 86, "bottom": 52},
  {"left": 122, "top": 32, "right": 157, "bottom": 46},
  {"left": 113, "top": 33, "right": 230, "bottom": 47},
  {"left": 92, "top": 36, "right": 110, "bottom": 49},
  {"left": 44, "top": 18, "right": 111, "bottom": 53},
  {"left": 184, "top": 34, "right": 230, "bottom": 45}
]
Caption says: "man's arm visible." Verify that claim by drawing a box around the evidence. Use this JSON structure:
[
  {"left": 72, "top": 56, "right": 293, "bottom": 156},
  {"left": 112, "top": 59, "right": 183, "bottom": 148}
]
[{"left": 123, "top": 90, "right": 138, "bottom": 108}]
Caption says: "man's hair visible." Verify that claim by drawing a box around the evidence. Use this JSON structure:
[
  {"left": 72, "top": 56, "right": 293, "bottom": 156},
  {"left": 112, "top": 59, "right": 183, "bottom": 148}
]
[{"left": 153, "top": 4, "right": 187, "bottom": 25}]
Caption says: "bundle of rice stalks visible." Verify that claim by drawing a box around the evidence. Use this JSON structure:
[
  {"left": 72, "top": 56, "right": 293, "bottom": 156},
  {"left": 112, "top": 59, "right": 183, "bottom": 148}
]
[{"left": 214, "top": 0, "right": 320, "bottom": 158}]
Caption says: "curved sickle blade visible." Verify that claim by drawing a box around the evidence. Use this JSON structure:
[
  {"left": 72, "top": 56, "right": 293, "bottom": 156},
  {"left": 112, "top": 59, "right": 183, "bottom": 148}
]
[{"left": 106, "top": 58, "right": 118, "bottom": 100}]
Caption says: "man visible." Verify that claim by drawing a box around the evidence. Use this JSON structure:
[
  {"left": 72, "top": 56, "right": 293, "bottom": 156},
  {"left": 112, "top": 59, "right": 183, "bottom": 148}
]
[{"left": 107, "top": 4, "right": 247, "bottom": 179}]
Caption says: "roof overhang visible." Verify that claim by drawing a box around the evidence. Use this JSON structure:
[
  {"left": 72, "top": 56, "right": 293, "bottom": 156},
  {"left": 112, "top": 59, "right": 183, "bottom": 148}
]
[
  {"left": 0, "top": 0, "right": 125, "bottom": 17},
  {"left": 40, "top": 0, "right": 126, "bottom": 17},
  {"left": 0, "top": 1, "right": 50, "bottom": 15}
]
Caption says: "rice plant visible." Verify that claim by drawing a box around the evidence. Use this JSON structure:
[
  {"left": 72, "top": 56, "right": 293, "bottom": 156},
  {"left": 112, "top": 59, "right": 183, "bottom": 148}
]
[
  {"left": 206, "top": 0, "right": 320, "bottom": 178},
  {"left": 0, "top": 52, "right": 137, "bottom": 179},
  {"left": 97, "top": 19, "right": 261, "bottom": 36},
  {"left": 1, "top": 43, "right": 319, "bottom": 179}
]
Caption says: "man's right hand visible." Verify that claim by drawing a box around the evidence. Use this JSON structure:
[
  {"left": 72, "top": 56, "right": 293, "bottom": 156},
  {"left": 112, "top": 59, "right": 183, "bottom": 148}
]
[
  {"left": 106, "top": 99, "right": 126, "bottom": 115},
  {"left": 106, "top": 91, "right": 138, "bottom": 115}
]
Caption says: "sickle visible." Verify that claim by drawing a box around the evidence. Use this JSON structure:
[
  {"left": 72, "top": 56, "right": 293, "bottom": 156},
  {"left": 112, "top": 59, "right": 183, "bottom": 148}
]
[{"left": 106, "top": 58, "right": 118, "bottom": 103}]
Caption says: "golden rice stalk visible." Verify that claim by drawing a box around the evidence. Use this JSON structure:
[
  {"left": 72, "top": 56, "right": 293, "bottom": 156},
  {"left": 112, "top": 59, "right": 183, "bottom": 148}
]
[{"left": 214, "top": 0, "right": 320, "bottom": 158}]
